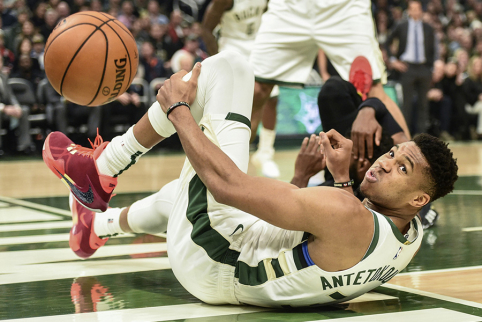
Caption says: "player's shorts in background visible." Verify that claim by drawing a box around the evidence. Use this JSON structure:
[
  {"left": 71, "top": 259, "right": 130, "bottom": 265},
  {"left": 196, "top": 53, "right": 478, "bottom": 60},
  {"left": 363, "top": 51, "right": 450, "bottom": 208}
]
[{"left": 250, "top": 0, "right": 386, "bottom": 85}]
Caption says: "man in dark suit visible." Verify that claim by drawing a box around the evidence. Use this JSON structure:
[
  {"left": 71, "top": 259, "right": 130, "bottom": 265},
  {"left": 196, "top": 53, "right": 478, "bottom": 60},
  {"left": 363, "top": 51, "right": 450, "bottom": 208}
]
[{"left": 386, "top": 0, "right": 437, "bottom": 134}]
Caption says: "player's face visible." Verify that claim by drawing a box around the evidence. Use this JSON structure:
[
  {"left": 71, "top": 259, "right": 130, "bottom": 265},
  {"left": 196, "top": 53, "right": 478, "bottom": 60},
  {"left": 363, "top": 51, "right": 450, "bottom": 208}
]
[{"left": 360, "top": 142, "right": 429, "bottom": 208}]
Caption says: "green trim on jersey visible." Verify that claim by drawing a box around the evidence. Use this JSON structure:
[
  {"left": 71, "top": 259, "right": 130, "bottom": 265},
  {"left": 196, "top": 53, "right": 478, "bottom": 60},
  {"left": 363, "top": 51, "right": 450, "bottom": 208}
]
[
  {"left": 235, "top": 260, "right": 269, "bottom": 286},
  {"left": 186, "top": 174, "right": 240, "bottom": 266},
  {"left": 381, "top": 214, "right": 419, "bottom": 245},
  {"left": 255, "top": 76, "right": 304, "bottom": 87},
  {"left": 361, "top": 211, "right": 380, "bottom": 261},
  {"left": 225, "top": 112, "right": 251, "bottom": 129}
]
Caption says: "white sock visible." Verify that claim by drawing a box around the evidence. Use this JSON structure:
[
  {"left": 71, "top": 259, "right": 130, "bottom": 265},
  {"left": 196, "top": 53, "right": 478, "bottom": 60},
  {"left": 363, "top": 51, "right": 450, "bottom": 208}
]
[
  {"left": 93, "top": 207, "right": 124, "bottom": 238},
  {"left": 257, "top": 127, "right": 276, "bottom": 159},
  {"left": 96, "top": 126, "right": 150, "bottom": 177}
]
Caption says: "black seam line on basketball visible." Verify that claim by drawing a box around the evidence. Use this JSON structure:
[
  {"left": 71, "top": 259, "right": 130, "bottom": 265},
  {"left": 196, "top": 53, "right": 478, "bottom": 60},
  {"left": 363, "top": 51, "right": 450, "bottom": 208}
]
[
  {"left": 100, "top": 12, "right": 135, "bottom": 41},
  {"left": 59, "top": 20, "right": 113, "bottom": 99},
  {"left": 86, "top": 25, "right": 110, "bottom": 106},
  {"left": 44, "top": 23, "right": 101, "bottom": 60},
  {"left": 101, "top": 21, "right": 133, "bottom": 96}
]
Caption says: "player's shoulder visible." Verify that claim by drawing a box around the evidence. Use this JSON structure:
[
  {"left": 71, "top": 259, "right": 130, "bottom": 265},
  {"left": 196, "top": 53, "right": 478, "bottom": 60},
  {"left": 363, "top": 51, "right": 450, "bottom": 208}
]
[{"left": 304, "top": 186, "right": 368, "bottom": 216}]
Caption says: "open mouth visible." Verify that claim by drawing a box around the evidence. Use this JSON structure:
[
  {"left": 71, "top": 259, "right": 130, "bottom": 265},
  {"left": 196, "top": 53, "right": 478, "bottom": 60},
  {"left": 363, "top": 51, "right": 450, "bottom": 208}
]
[{"left": 365, "top": 169, "right": 378, "bottom": 183}]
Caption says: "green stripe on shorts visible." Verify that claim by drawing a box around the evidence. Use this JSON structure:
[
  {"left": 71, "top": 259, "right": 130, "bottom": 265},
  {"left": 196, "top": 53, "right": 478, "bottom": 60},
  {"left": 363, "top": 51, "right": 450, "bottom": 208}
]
[
  {"left": 225, "top": 112, "right": 251, "bottom": 129},
  {"left": 186, "top": 174, "right": 240, "bottom": 266}
]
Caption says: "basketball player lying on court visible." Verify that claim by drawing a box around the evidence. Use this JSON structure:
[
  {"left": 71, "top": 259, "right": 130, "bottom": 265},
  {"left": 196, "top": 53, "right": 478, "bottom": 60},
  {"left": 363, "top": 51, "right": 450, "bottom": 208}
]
[{"left": 43, "top": 51, "right": 458, "bottom": 308}]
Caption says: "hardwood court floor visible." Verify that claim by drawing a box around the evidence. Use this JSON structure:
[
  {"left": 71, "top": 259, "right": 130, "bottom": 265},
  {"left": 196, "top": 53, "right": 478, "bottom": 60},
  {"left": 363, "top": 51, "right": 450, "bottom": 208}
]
[{"left": 1, "top": 140, "right": 482, "bottom": 321}]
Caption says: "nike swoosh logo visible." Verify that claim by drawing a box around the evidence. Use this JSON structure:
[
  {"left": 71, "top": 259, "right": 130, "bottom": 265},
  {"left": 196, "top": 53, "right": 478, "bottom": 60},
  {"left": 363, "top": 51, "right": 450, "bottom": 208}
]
[
  {"left": 229, "top": 224, "right": 244, "bottom": 237},
  {"left": 56, "top": 169, "right": 94, "bottom": 204}
]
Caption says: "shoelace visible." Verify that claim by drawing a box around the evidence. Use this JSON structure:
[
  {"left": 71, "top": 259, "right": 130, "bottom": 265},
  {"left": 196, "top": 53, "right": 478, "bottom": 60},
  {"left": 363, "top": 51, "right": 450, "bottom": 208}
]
[
  {"left": 71, "top": 129, "right": 104, "bottom": 158},
  {"left": 352, "top": 70, "right": 368, "bottom": 93}
]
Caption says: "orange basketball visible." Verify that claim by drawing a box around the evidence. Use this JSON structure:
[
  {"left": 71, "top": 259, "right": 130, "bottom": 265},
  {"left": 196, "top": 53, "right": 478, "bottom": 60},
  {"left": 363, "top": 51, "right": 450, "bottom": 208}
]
[{"left": 44, "top": 12, "right": 139, "bottom": 106}]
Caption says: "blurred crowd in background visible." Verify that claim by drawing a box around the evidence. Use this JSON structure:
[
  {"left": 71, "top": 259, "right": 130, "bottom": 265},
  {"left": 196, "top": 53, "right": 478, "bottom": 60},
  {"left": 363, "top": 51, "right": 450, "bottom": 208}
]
[{"left": 1, "top": 0, "right": 482, "bottom": 156}]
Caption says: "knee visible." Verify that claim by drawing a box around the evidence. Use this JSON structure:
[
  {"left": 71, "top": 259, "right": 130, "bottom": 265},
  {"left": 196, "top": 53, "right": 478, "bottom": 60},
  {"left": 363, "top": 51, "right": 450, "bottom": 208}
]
[{"left": 253, "top": 81, "right": 273, "bottom": 110}]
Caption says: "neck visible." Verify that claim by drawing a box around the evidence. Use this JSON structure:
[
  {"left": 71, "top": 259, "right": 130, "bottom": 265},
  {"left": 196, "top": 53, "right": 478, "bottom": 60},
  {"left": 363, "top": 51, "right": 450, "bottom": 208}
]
[{"left": 363, "top": 199, "right": 417, "bottom": 233}]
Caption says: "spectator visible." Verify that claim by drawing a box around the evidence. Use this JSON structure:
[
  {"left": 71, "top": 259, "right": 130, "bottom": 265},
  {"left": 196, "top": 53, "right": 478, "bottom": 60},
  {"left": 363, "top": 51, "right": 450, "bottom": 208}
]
[
  {"left": 0, "top": 55, "right": 32, "bottom": 155},
  {"left": 148, "top": 22, "right": 168, "bottom": 61},
  {"left": 463, "top": 56, "right": 482, "bottom": 140},
  {"left": 139, "top": 41, "right": 167, "bottom": 83},
  {"left": 13, "top": 20, "right": 35, "bottom": 56},
  {"left": 31, "top": 2, "right": 47, "bottom": 29},
  {"left": 164, "top": 9, "right": 184, "bottom": 60},
  {"left": 386, "top": 0, "right": 437, "bottom": 134},
  {"left": 30, "top": 34, "right": 44, "bottom": 70},
  {"left": 147, "top": 0, "right": 168, "bottom": 26},
  {"left": 56, "top": 1, "right": 70, "bottom": 20},
  {"left": 11, "top": 53, "right": 44, "bottom": 91},
  {"left": 130, "top": 18, "right": 149, "bottom": 47},
  {"left": 40, "top": 8, "right": 59, "bottom": 41},
  {"left": 427, "top": 60, "right": 454, "bottom": 140},
  {"left": 90, "top": 0, "right": 102, "bottom": 12},
  {"left": 117, "top": 0, "right": 136, "bottom": 29},
  {"left": 0, "top": 30, "right": 15, "bottom": 74},
  {"left": 0, "top": 0, "right": 17, "bottom": 28},
  {"left": 170, "top": 34, "right": 207, "bottom": 73}
]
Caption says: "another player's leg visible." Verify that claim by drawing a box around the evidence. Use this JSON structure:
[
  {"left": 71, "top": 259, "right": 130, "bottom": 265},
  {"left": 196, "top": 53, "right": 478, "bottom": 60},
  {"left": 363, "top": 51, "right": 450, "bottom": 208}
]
[{"left": 251, "top": 93, "right": 280, "bottom": 178}]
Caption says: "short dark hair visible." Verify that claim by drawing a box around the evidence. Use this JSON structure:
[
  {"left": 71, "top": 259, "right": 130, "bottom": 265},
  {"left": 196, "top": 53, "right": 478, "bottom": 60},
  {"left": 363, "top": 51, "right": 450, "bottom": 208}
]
[{"left": 413, "top": 134, "right": 458, "bottom": 202}]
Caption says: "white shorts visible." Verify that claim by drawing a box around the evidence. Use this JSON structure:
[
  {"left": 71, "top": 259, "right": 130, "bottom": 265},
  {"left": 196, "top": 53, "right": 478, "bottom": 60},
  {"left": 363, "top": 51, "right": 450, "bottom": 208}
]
[
  {"left": 249, "top": 0, "right": 386, "bottom": 85},
  {"left": 219, "top": 36, "right": 280, "bottom": 98}
]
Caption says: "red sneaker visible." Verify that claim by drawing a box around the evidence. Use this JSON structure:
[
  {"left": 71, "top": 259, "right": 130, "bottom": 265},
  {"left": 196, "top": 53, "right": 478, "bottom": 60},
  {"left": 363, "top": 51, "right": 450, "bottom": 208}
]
[
  {"left": 42, "top": 131, "right": 117, "bottom": 213},
  {"left": 349, "top": 56, "right": 373, "bottom": 101},
  {"left": 69, "top": 193, "right": 108, "bottom": 258}
]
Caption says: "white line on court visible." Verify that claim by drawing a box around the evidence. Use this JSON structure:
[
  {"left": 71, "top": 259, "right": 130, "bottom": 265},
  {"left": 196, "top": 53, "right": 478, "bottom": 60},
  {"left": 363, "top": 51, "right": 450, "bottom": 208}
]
[
  {"left": 0, "top": 220, "right": 73, "bottom": 232},
  {"left": 462, "top": 226, "right": 482, "bottom": 232},
  {"left": 0, "top": 303, "right": 271, "bottom": 322},
  {"left": 382, "top": 284, "right": 482, "bottom": 309},
  {"left": 0, "top": 232, "right": 135, "bottom": 246},
  {"left": 309, "top": 308, "right": 482, "bottom": 322},
  {"left": 396, "top": 264, "right": 482, "bottom": 276},
  {"left": 0, "top": 242, "right": 168, "bottom": 267},
  {"left": 450, "top": 190, "right": 482, "bottom": 196},
  {"left": 0, "top": 257, "right": 172, "bottom": 285},
  {"left": 0, "top": 195, "right": 72, "bottom": 216}
]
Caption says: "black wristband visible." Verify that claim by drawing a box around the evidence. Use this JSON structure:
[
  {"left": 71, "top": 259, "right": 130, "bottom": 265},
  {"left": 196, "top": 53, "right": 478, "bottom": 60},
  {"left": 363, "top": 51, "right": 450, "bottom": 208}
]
[
  {"left": 334, "top": 179, "right": 355, "bottom": 188},
  {"left": 166, "top": 101, "right": 190, "bottom": 119},
  {"left": 358, "top": 97, "right": 387, "bottom": 121}
]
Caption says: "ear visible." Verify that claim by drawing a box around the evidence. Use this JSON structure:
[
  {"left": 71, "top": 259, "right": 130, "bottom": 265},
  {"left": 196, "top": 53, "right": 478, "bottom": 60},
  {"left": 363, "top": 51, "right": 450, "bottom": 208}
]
[{"left": 409, "top": 192, "right": 430, "bottom": 208}]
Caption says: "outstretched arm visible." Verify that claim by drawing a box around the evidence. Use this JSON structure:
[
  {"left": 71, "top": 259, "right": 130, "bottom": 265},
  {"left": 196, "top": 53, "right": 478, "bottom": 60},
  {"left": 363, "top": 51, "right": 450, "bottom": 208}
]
[{"left": 156, "top": 66, "right": 372, "bottom": 239}]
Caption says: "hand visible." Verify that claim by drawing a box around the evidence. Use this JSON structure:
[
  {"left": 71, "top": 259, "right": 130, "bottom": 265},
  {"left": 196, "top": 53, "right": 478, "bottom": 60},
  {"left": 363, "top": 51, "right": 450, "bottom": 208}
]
[
  {"left": 131, "top": 92, "right": 141, "bottom": 107},
  {"left": 351, "top": 107, "right": 382, "bottom": 161},
  {"left": 3, "top": 105, "right": 22, "bottom": 118},
  {"left": 427, "top": 88, "right": 443, "bottom": 101},
  {"left": 392, "top": 60, "right": 408, "bottom": 73},
  {"left": 116, "top": 93, "right": 131, "bottom": 106},
  {"left": 157, "top": 62, "right": 202, "bottom": 114},
  {"left": 293, "top": 134, "right": 326, "bottom": 182},
  {"left": 319, "top": 129, "right": 353, "bottom": 182}
]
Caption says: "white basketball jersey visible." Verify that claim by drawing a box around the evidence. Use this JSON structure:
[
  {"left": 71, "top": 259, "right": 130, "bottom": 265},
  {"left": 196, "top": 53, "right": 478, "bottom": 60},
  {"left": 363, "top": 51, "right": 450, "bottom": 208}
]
[
  {"left": 233, "top": 209, "right": 423, "bottom": 308},
  {"left": 218, "top": 0, "right": 268, "bottom": 57}
]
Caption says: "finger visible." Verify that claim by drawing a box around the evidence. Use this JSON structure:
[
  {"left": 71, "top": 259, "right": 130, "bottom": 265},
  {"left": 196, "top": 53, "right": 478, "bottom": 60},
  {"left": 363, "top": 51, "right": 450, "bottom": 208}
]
[
  {"left": 352, "top": 130, "right": 359, "bottom": 159},
  {"left": 308, "top": 134, "right": 318, "bottom": 153},
  {"left": 325, "top": 129, "right": 347, "bottom": 146},
  {"left": 375, "top": 124, "right": 382, "bottom": 146},
  {"left": 366, "top": 133, "right": 374, "bottom": 159},
  {"left": 172, "top": 70, "right": 188, "bottom": 80},
  {"left": 189, "top": 62, "right": 202, "bottom": 86},
  {"left": 300, "top": 137, "right": 309, "bottom": 151},
  {"left": 319, "top": 132, "right": 334, "bottom": 158},
  {"left": 357, "top": 134, "right": 365, "bottom": 162}
]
